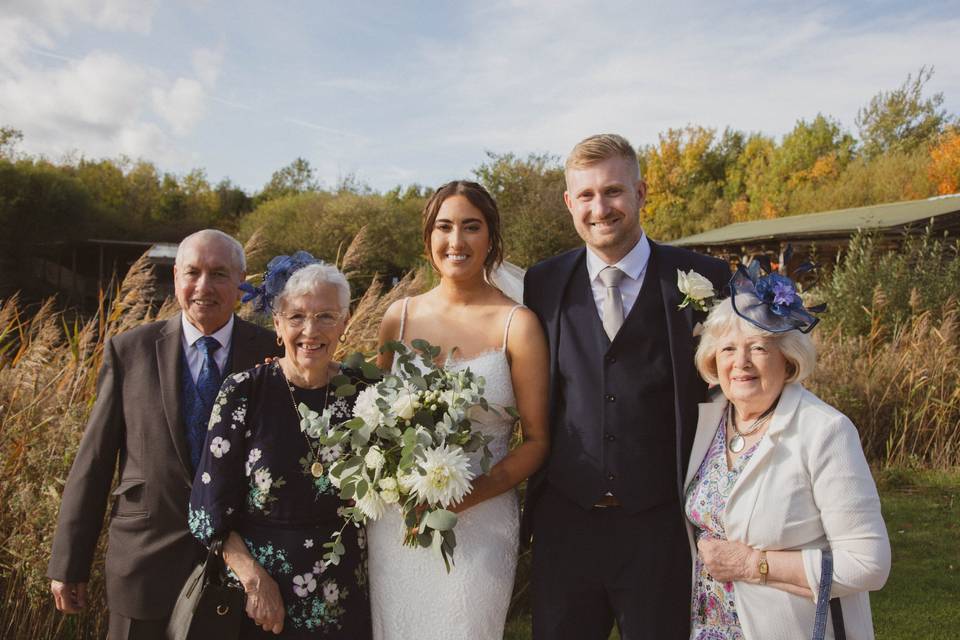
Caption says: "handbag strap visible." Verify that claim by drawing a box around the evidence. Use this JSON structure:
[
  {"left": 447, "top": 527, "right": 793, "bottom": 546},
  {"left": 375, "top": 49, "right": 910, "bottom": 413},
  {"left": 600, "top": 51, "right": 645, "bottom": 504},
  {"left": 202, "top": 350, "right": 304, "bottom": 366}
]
[
  {"left": 203, "top": 537, "right": 231, "bottom": 586},
  {"left": 812, "top": 549, "right": 846, "bottom": 640}
]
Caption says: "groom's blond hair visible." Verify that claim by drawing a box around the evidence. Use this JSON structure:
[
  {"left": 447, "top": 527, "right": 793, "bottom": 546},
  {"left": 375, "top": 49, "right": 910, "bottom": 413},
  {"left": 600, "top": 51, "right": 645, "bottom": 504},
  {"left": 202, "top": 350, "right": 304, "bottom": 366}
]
[{"left": 565, "top": 133, "right": 640, "bottom": 180}]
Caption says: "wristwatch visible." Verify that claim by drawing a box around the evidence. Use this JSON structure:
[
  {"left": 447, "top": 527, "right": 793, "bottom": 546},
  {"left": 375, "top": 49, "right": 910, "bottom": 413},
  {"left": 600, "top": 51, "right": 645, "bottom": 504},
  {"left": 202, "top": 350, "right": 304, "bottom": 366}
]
[{"left": 758, "top": 551, "right": 769, "bottom": 585}]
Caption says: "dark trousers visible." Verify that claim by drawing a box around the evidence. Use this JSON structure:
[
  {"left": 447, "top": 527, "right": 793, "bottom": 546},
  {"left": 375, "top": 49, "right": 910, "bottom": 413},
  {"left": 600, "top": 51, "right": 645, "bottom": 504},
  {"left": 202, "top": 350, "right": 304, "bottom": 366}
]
[
  {"left": 531, "top": 487, "right": 691, "bottom": 640},
  {"left": 108, "top": 611, "right": 168, "bottom": 640}
]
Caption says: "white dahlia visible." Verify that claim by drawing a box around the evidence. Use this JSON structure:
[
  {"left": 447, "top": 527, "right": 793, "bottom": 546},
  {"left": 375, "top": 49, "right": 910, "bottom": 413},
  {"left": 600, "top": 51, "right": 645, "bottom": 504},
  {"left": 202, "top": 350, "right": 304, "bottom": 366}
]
[
  {"left": 412, "top": 444, "right": 474, "bottom": 508},
  {"left": 352, "top": 386, "right": 383, "bottom": 428},
  {"left": 355, "top": 486, "right": 386, "bottom": 520}
]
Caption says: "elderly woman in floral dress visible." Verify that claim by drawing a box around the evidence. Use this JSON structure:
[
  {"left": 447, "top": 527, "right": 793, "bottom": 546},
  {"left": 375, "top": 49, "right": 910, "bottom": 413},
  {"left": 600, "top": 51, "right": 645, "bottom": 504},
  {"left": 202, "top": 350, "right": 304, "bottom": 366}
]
[
  {"left": 189, "top": 252, "right": 371, "bottom": 639},
  {"left": 683, "top": 263, "right": 890, "bottom": 640}
]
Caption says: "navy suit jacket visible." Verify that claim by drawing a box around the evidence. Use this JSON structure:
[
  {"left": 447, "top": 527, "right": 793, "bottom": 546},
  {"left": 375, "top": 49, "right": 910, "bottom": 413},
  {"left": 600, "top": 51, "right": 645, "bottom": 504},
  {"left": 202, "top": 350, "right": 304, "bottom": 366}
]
[{"left": 521, "top": 241, "right": 729, "bottom": 541}]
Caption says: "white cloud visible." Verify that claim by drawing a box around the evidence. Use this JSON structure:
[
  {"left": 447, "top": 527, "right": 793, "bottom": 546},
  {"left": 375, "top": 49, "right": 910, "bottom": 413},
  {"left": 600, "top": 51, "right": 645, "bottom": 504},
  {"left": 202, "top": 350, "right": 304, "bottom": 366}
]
[
  {"left": 3, "top": 0, "right": 157, "bottom": 35},
  {"left": 0, "top": 2, "right": 215, "bottom": 166},
  {"left": 153, "top": 78, "right": 207, "bottom": 136},
  {"left": 192, "top": 46, "right": 223, "bottom": 87}
]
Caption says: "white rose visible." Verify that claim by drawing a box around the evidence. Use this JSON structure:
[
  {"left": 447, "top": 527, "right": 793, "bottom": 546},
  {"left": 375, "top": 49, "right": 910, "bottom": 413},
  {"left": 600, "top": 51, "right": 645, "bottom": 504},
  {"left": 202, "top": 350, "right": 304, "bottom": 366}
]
[
  {"left": 380, "top": 488, "right": 400, "bottom": 504},
  {"left": 364, "top": 446, "right": 386, "bottom": 471},
  {"left": 677, "top": 269, "right": 715, "bottom": 301},
  {"left": 378, "top": 477, "right": 398, "bottom": 491},
  {"left": 390, "top": 389, "right": 417, "bottom": 421},
  {"left": 396, "top": 471, "right": 417, "bottom": 494}
]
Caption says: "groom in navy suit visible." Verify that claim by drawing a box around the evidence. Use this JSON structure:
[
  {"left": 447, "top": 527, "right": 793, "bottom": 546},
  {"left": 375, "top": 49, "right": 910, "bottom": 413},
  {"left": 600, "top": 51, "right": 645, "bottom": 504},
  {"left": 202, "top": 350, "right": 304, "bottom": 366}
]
[{"left": 523, "top": 134, "right": 729, "bottom": 640}]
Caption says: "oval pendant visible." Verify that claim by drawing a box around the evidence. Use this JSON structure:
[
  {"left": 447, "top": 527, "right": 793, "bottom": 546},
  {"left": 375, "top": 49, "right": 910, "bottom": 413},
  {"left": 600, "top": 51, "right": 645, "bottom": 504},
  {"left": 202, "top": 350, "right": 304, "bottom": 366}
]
[
  {"left": 311, "top": 461, "right": 324, "bottom": 478},
  {"left": 728, "top": 434, "right": 745, "bottom": 454}
]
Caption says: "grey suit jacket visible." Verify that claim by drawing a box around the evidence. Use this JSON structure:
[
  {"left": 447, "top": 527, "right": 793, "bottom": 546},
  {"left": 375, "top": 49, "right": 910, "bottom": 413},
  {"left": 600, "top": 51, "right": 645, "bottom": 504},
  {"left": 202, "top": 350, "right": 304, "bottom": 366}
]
[{"left": 47, "top": 313, "right": 279, "bottom": 619}]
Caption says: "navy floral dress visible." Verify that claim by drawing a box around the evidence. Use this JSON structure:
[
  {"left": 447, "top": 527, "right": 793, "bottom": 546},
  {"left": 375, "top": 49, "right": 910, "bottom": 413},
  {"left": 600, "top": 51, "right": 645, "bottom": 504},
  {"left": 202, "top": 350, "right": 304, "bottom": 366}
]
[{"left": 189, "top": 361, "right": 371, "bottom": 639}]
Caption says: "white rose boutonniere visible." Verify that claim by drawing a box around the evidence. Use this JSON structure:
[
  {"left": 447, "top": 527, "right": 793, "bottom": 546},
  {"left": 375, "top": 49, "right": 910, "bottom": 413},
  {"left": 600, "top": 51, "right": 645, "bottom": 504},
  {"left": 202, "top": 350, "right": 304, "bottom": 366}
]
[{"left": 677, "top": 269, "right": 716, "bottom": 312}]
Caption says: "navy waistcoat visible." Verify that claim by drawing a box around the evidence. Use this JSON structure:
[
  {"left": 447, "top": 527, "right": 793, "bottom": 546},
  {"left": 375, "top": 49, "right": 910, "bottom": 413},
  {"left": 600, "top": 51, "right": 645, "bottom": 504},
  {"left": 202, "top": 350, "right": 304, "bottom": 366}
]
[{"left": 546, "top": 253, "right": 677, "bottom": 512}]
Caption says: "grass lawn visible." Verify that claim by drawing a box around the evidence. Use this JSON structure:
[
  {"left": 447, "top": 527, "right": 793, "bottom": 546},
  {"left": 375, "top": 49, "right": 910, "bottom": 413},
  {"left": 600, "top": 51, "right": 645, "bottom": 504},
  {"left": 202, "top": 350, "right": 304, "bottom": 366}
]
[{"left": 504, "top": 469, "right": 959, "bottom": 640}]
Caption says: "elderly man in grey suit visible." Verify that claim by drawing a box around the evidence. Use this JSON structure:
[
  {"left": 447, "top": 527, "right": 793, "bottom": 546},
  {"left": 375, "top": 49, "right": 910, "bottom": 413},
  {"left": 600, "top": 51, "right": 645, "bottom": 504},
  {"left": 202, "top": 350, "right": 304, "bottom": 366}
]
[{"left": 48, "top": 229, "right": 280, "bottom": 640}]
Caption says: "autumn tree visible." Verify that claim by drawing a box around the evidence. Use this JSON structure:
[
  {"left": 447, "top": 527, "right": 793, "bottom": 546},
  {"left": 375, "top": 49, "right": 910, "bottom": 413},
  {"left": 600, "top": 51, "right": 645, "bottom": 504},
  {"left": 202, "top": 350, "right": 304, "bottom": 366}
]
[
  {"left": 856, "top": 66, "right": 953, "bottom": 158},
  {"left": 929, "top": 128, "right": 960, "bottom": 195}
]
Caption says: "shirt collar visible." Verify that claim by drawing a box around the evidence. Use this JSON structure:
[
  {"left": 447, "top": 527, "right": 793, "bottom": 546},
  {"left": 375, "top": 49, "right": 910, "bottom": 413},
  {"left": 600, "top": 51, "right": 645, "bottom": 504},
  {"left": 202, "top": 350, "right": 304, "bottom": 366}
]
[
  {"left": 181, "top": 313, "right": 235, "bottom": 349},
  {"left": 585, "top": 233, "right": 650, "bottom": 282}
]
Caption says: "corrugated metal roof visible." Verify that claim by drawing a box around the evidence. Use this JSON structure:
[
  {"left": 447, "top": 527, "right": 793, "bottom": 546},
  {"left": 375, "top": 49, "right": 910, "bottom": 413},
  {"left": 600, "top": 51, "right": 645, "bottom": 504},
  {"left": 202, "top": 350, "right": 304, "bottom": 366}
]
[{"left": 672, "top": 194, "right": 960, "bottom": 246}]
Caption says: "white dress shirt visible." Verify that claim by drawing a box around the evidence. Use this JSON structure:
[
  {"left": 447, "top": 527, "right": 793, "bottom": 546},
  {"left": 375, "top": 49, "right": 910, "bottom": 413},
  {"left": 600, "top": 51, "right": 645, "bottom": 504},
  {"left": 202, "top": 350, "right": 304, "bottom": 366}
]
[
  {"left": 585, "top": 233, "right": 651, "bottom": 322},
  {"left": 180, "top": 314, "right": 234, "bottom": 384}
]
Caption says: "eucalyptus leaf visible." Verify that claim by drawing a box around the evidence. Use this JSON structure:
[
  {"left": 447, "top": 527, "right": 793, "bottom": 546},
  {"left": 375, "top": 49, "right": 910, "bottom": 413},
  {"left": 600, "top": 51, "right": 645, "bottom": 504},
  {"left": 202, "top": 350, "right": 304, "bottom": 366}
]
[
  {"left": 335, "top": 383, "right": 357, "bottom": 397},
  {"left": 360, "top": 361, "right": 382, "bottom": 380},
  {"left": 423, "top": 508, "right": 457, "bottom": 531}
]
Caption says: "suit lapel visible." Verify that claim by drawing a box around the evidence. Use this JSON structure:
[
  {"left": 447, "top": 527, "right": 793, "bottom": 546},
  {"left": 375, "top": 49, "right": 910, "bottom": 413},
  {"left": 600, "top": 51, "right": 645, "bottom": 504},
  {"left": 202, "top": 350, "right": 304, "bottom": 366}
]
[
  {"left": 156, "top": 314, "right": 193, "bottom": 483},
  {"left": 228, "top": 316, "right": 258, "bottom": 374},
  {"left": 543, "top": 249, "right": 585, "bottom": 421},
  {"left": 654, "top": 242, "right": 698, "bottom": 497}
]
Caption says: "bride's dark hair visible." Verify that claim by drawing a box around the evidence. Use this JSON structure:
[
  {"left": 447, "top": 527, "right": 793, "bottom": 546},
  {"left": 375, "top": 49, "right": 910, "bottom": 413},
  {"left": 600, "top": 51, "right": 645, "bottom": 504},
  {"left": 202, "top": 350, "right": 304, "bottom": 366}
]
[{"left": 422, "top": 180, "right": 504, "bottom": 278}]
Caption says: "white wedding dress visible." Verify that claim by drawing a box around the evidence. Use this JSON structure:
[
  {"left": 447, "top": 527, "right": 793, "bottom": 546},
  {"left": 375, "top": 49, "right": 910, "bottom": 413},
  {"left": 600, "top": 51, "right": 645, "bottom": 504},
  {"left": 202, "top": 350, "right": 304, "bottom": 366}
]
[{"left": 366, "top": 300, "right": 522, "bottom": 640}]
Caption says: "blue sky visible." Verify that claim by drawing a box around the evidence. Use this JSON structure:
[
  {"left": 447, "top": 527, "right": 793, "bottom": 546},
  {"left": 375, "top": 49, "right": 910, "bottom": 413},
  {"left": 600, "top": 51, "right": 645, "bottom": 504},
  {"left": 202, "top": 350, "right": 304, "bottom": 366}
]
[{"left": 2, "top": 0, "right": 959, "bottom": 193}]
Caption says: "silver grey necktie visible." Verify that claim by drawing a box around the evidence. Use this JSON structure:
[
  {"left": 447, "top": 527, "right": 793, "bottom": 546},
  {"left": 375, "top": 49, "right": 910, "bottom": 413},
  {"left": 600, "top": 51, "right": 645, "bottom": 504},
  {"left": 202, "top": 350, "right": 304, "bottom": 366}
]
[{"left": 599, "top": 266, "right": 626, "bottom": 340}]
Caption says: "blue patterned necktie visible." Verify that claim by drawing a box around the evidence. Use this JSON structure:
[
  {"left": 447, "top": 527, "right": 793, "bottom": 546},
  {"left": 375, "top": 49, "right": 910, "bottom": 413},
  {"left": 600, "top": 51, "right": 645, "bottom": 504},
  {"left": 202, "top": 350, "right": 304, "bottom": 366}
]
[
  {"left": 195, "top": 336, "right": 223, "bottom": 411},
  {"left": 186, "top": 336, "right": 222, "bottom": 470}
]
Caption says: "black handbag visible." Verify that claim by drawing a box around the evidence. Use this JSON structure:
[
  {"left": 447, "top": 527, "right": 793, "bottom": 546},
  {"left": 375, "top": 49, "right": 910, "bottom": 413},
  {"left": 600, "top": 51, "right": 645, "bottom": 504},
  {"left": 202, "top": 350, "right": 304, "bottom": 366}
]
[
  {"left": 166, "top": 537, "right": 246, "bottom": 640},
  {"left": 812, "top": 549, "right": 847, "bottom": 640}
]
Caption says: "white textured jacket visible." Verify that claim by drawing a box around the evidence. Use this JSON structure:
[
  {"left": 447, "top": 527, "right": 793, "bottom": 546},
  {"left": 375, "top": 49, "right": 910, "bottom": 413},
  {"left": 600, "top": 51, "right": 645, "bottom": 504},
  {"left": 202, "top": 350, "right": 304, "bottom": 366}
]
[{"left": 684, "top": 382, "right": 891, "bottom": 640}]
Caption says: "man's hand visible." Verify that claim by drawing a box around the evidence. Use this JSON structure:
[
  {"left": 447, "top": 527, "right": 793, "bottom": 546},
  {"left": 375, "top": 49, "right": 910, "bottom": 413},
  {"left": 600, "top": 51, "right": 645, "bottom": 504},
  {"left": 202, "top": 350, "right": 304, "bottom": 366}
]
[{"left": 50, "top": 581, "right": 88, "bottom": 614}]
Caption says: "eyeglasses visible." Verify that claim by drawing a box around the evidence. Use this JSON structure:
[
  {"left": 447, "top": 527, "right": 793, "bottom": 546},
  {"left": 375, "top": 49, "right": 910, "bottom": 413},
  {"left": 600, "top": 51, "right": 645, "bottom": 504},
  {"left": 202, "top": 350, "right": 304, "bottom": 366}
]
[{"left": 278, "top": 310, "right": 345, "bottom": 328}]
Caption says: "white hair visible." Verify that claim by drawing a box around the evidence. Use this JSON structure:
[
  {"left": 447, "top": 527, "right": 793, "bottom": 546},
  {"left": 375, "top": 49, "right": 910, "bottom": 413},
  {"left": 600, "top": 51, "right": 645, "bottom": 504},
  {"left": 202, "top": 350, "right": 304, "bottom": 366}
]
[
  {"left": 694, "top": 295, "right": 817, "bottom": 386},
  {"left": 275, "top": 262, "right": 350, "bottom": 311},
  {"left": 176, "top": 229, "right": 246, "bottom": 273}
]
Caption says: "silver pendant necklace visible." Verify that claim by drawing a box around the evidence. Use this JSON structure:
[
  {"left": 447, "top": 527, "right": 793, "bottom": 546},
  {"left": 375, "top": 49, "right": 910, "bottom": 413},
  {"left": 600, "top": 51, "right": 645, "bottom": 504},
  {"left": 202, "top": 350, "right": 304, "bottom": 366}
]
[{"left": 727, "top": 401, "right": 775, "bottom": 454}]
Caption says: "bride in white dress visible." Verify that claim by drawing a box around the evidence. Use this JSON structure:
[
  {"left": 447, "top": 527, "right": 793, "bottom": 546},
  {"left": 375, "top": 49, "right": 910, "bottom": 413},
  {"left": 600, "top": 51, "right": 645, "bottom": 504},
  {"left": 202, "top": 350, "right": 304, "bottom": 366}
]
[{"left": 367, "top": 180, "right": 550, "bottom": 640}]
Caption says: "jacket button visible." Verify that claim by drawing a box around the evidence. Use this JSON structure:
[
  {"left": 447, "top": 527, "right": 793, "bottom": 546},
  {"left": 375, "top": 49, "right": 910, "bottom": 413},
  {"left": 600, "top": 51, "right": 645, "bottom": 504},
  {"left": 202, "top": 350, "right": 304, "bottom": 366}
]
[
  {"left": 607, "top": 473, "right": 615, "bottom": 481},
  {"left": 605, "top": 355, "right": 617, "bottom": 364},
  {"left": 605, "top": 434, "right": 616, "bottom": 442},
  {"left": 605, "top": 394, "right": 616, "bottom": 402}
]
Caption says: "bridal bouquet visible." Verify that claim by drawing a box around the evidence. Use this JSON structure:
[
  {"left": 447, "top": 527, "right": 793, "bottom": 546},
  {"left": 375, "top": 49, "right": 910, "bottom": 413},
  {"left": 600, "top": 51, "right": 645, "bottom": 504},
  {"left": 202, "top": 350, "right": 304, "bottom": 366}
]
[{"left": 306, "top": 340, "right": 500, "bottom": 571}]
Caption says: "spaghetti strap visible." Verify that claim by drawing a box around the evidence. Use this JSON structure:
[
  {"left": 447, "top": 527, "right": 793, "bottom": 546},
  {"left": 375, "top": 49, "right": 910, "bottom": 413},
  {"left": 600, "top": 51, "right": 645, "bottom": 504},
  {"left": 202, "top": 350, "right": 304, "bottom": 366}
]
[
  {"left": 501, "top": 304, "right": 524, "bottom": 352},
  {"left": 398, "top": 297, "right": 410, "bottom": 342}
]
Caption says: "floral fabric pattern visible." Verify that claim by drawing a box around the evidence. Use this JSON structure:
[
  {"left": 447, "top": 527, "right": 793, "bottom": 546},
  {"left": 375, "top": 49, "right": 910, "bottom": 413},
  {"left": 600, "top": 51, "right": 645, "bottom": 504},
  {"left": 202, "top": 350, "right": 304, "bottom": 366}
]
[
  {"left": 188, "top": 361, "right": 370, "bottom": 639},
  {"left": 684, "top": 410, "right": 762, "bottom": 640}
]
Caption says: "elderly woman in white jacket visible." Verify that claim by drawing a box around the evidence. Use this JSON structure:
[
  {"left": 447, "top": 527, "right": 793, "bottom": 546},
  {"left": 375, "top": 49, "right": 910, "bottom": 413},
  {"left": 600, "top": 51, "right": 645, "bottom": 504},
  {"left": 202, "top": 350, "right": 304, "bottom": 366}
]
[{"left": 683, "top": 265, "right": 890, "bottom": 640}]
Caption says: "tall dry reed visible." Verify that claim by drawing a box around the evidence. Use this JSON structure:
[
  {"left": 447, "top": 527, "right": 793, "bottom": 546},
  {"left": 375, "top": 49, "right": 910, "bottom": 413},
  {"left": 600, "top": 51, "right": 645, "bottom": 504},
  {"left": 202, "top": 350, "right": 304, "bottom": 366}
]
[
  {"left": 810, "top": 292, "right": 960, "bottom": 468},
  {"left": 0, "top": 236, "right": 427, "bottom": 639}
]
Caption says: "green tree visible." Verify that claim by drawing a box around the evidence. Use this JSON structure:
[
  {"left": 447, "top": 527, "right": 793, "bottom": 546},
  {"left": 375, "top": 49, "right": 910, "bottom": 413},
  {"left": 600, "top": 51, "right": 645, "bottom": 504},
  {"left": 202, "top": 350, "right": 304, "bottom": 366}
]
[
  {"left": 0, "top": 127, "right": 23, "bottom": 160},
  {"left": 474, "top": 152, "right": 578, "bottom": 267},
  {"left": 258, "top": 157, "right": 320, "bottom": 202},
  {"left": 855, "top": 66, "right": 953, "bottom": 158}
]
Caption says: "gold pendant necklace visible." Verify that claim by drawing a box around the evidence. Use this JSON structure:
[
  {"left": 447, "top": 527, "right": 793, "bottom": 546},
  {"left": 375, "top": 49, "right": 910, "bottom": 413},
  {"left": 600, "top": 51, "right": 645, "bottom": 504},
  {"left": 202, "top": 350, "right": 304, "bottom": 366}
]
[{"left": 279, "top": 362, "right": 329, "bottom": 478}]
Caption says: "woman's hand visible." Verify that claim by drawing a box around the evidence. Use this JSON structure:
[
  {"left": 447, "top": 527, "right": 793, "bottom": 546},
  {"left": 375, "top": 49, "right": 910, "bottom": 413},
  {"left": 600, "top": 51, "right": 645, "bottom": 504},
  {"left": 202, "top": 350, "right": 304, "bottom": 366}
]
[
  {"left": 697, "top": 537, "right": 760, "bottom": 583},
  {"left": 241, "top": 567, "right": 285, "bottom": 634},
  {"left": 222, "top": 531, "right": 284, "bottom": 634}
]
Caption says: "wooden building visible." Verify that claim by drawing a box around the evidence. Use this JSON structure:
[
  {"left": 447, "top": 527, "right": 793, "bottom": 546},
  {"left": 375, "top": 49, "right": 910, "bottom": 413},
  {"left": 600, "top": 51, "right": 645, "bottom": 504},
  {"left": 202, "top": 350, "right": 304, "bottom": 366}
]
[{"left": 671, "top": 194, "right": 960, "bottom": 268}]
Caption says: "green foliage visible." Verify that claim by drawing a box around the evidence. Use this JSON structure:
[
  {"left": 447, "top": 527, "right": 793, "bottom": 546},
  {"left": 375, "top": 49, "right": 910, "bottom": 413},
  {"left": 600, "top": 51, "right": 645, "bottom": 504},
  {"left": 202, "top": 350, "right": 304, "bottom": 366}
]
[
  {"left": 0, "top": 127, "right": 23, "bottom": 160},
  {"left": 856, "top": 66, "right": 953, "bottom": 159},
  {"left": 258, "top": 157, "right": 320, "bottom": 203},
  {"left": 474, "top": 152, "right": 580, "bottom": 267},
  {"left": 238, "top": 188, "right": 424, "bottom": 280},
  {"left": 819, "top": 227, "right": 960, "bottom": 336}
]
